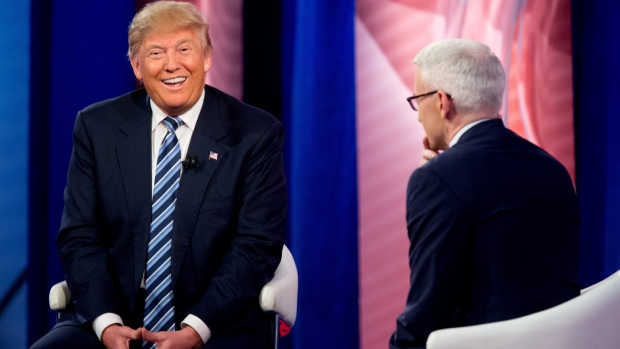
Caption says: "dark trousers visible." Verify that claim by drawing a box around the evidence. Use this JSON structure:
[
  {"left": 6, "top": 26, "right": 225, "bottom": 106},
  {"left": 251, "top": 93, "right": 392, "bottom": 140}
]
[{"left": 30, "top": 289, "right": 146, "bottom": 349}]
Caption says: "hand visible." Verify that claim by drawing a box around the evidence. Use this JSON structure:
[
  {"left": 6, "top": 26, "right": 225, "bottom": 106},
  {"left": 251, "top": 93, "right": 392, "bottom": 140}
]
[
  {"left": 419, "top": 136, "right": 439, "bottom": 167},
  {"left": 101, "top": 324, "right": 142, "bottom": 349},
  {"left": 141, "top": 326, "right": 203, "bottom": 349}
]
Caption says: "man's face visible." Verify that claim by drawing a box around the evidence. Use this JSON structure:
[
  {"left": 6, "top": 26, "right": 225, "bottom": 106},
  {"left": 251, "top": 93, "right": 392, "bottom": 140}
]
[
  {"left": 130, "top": 27, "right": 211, "bottom": 116},
  {"left": 414, "top": 70, "right": 445, "bottom": 150}
]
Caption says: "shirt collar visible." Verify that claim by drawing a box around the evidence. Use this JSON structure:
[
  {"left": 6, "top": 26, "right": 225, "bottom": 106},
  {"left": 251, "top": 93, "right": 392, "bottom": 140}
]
[
  {"left": 449, "top": 118, "right": 493, "bottom": 147},
  {"left": 150, "top": 89, "right": 205, "bottom": 132}
]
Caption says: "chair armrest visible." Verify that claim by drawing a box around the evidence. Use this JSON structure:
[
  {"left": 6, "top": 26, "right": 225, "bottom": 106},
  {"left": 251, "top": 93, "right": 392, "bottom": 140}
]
[
  {"left": 49, "top": 280, "right": 71, "bottom": 311},
  {"left": 259, "top": 245, "right": 298, "bottom": 327},
  {"left": 581, "top": 269, "right": 620, "bottom": 294},
  {"left": 427, "top": 269, "right": 620, "bottom": 349}
]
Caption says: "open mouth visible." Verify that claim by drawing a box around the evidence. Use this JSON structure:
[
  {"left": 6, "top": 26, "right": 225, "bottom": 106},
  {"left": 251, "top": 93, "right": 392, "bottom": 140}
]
[{"left": 162, "top": 77, "right": 187, "bottom": 86}]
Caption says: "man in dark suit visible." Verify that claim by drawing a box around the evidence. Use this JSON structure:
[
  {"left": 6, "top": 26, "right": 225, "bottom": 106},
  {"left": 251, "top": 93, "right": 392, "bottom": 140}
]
[
  {"left": 31, "top": 2, "right": 286, "bottom": 349},
  {"left": 389, "top": 39, "right": 579, "bottom": 348}
]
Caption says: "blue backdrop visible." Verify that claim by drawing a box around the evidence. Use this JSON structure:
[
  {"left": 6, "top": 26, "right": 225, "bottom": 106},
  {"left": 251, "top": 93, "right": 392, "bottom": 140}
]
[
  {"left": 282, "top": 0, "right": 359, "bottom": 348},
  {"left": 28, "top": 0, "right": 136, "bottom": 343},
  {"left": 0, "top": 2, "right": 29, "bottom": 347},
  {"left": 572, "top": 0, "right": 620, "bottom": 288}
]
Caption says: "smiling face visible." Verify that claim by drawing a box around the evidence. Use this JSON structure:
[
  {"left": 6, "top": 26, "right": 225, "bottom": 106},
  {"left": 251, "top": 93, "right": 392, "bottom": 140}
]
[{"left": 130, "top": 27, "right": 211, "bottom": 116}]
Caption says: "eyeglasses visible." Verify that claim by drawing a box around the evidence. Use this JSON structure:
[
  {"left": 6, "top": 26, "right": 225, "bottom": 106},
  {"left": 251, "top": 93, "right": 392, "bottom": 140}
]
[{"left": 406, "top": 91, "right": 452, "bottom": 111}]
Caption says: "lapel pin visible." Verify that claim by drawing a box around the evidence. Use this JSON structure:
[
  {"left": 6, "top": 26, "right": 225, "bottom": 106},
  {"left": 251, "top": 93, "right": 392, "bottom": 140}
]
[{"left": 209, "top": 151, "right": 218, "bottom": 161}]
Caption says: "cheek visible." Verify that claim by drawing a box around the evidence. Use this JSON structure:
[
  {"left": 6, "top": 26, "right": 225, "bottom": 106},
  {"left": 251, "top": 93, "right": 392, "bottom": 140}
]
[
  {"left": 418, "top": 112, "right": 431, "bottom": 130},
  {"left": 421, "top": 116, "right": 438, "bottom": 136},
  {"left": 139, "top": 59, "right": 163, "bottom": 78},
  {"left": 145, "top": 65, "right": 161, "bottom": 78}
]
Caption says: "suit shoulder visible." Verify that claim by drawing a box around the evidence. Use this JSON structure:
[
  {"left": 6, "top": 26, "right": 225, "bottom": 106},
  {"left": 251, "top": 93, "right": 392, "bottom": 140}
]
[
  {"left": 80, "top": 89, "right": 148, "bottom": 118},
  {"left": 410, "top": 160, "right": 457, "bottom": 193}
]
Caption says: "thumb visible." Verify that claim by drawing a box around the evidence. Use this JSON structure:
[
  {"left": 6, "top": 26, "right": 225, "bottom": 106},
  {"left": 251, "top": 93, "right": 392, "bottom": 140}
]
[
  {"left": 126, "top": 327, "right": 142, "bottom": 341},
  {"left": 141, "top": 327, "right": 156, "bottom": 341}
]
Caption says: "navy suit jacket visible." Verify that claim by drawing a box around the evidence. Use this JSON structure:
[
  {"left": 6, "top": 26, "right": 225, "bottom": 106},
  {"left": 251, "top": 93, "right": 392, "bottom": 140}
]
[
  {"left": 57, "top": 85, "right": 287, "bottom": 344},
  {"left": 390, "top": 119, "right": 580, "bottom": 348}
]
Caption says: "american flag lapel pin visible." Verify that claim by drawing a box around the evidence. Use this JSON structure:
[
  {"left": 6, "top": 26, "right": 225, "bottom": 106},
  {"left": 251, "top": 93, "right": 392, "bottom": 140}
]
[{"left": 209, "top": 151, "right": 218, "bottom": 161}]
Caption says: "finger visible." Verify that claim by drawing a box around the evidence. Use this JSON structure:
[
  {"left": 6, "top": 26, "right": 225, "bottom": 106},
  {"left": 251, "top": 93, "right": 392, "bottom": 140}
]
[
  {"left": 143, "top": 328, "right": 169, "bottom": 343},
  {"left": 422, "top": 136, "right": 430, "bottom": 150},
  {"left": 422, "top": 149, "right": 438, "bottom": 160},
  {"left": 125, "top": 327, "right": 142, "bottom": 341}
]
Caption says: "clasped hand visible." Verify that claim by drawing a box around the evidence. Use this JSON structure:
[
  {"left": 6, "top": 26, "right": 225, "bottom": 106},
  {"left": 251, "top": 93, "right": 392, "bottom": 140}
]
[{"left": 102, "top": 325, "right": 202, "bottom": 349}]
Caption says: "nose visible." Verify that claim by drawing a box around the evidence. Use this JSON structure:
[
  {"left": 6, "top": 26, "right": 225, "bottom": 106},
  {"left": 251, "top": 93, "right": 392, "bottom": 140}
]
[{"left": 164, "top": 52, "right": 180, "bottom": 71}]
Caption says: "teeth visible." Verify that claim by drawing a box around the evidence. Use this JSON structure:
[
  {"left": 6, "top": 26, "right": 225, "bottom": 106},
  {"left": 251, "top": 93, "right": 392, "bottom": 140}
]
[{"left": 163, "top": 77, "right": 186, "bottom": 84}]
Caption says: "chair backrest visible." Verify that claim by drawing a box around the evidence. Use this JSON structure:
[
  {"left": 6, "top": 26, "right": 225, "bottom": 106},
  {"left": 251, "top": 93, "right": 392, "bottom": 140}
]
[
  {"left": 49, "top": 280, "right": 70, "bottom": 311},
  {"left": 259, "top": 244, "right": 298, "bottom": 327},
  {"left": 427, "top": 270, "right": 620, "bottom": 349}
]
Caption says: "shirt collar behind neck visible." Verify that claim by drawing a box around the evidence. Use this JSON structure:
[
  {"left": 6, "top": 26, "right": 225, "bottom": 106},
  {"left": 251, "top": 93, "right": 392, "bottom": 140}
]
[
  {"left": 449, "top": 118, "right": 494, "bottom": 148},
  {"left": 150, "top": 89, "right": 205, "bottom": 132}
]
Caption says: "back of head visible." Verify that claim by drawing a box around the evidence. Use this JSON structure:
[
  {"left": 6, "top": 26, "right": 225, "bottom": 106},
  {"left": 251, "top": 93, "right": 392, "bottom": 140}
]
[
  {"left": 413, "top": 39, "right": 506, "bottom": 116},
  {"left": 128, "top": 0, "right": 211, "bottom": 59}
]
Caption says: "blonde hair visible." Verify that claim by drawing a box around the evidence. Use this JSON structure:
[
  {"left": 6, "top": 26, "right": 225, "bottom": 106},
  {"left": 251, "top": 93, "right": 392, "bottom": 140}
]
[{"left": 127, "top": 0, "right": 212, "bottom": 59}]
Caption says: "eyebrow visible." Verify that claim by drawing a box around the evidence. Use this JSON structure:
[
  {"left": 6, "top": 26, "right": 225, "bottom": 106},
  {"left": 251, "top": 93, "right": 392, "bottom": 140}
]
[{"left": 144, "top": 37, "right": 195, "bottom": 51}]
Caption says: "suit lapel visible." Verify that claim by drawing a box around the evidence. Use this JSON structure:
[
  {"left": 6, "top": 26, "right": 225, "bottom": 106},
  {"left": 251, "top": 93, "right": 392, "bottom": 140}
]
[
  {"left": 116, "top": 94, "right": 153, "bottom": 292},
  {"left": 171, "top": 87, "right": 228, "bottom": 287}
]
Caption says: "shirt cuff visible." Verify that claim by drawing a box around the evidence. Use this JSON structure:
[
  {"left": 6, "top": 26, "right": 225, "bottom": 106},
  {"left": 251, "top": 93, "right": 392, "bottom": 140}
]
[
  {"left": 181, "top": 314, "right": 212, "bottom": 344},
  {"left": 92, "top": 313, "right": 124, "bottom": 341}
]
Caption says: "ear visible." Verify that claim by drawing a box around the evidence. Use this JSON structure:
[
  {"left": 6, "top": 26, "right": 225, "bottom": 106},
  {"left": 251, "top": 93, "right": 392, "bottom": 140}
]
[
  {"left": 203, "top": 50, "right": 213, "bottom": 73},
  {"left": 437, "top": 90, "right": 453, "bottom": 119},
  {"left": 130, "top": 56, "right": 143, "bottom": 81}
]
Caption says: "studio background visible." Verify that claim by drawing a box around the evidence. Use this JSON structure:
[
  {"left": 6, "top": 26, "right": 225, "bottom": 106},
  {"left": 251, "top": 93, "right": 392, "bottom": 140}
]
[{"left": 0, "top": 0, "right": 617, "bottom": 348}]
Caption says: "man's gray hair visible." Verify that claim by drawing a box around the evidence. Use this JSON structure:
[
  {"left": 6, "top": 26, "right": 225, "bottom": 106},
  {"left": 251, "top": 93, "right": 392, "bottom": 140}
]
[{"left": 413, "top": 39, "right": 506, "bottom": 115}]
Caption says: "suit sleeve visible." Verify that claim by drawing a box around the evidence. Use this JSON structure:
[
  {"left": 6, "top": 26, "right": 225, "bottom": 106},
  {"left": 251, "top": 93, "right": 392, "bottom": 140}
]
[
  {"left": 191, "top": 120, "right": 288, "bottom": 333},
  {"left": 57, "top": 111, "right": 125, "bottom": 324},
  {"left": 390, "top": 167, "right": 471, "bottom": 348}
]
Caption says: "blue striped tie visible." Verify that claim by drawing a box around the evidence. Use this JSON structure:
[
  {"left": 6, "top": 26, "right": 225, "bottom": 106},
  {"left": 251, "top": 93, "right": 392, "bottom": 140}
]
[{"left": 144, "top": 116, "right": 183, "bottom": 342}]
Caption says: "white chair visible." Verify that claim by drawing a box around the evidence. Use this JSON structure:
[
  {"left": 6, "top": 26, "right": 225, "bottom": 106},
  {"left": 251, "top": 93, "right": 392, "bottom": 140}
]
[
  {"left": 259, "top": 244, "right": 298, "bottom": 346},
  {"left": 426, "top": 270, "right": 620, "bottom": 349},
  {"left": 50, "top": 245, "right": 298, "bottom": 348}
]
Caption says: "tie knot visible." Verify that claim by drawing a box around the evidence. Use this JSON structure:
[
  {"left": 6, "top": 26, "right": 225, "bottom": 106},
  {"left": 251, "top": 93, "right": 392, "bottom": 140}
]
[{"left": 162, "top": 116, "right": 184, "bottom": 131}]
